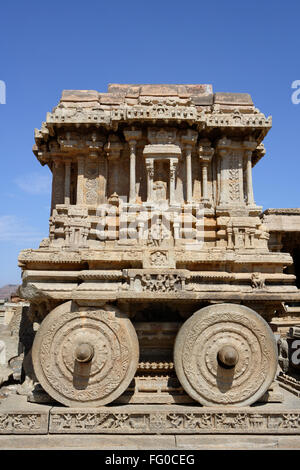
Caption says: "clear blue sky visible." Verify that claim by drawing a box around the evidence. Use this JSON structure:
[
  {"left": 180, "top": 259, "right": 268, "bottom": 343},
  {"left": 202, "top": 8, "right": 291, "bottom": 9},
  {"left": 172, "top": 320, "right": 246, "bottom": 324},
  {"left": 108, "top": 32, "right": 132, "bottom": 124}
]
[{"left": 0, "top": 0, "right": 299, "bottom": 286}]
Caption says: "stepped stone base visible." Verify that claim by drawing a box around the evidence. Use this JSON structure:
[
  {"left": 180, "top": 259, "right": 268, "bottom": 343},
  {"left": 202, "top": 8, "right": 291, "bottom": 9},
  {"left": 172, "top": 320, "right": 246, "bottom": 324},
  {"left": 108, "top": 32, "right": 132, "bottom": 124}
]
[
  {"left": 1, "top": 434, "right": 300, "bottom": 450},
  {"left": 0, "top": 386, "right": 300, "bottom": 440}
]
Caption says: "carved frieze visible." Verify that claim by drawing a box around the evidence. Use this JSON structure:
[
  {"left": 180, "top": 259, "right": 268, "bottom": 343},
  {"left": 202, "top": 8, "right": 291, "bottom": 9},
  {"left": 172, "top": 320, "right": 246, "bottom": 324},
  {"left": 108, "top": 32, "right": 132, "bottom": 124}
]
[
  {"left": 48, "top": 407, "right": 300, "bottom": 434},
  {"left": 141, "top": 273, "right": 181, "bottom": 292},
  {"left": 0, "top": 412, "right": 49, "bottom": 434},
  {"left": 1, "top": 405, "right": 300, "bottom": 435},
  {"left": 206, "top": 109, "right": 272, "bottom": 129}
]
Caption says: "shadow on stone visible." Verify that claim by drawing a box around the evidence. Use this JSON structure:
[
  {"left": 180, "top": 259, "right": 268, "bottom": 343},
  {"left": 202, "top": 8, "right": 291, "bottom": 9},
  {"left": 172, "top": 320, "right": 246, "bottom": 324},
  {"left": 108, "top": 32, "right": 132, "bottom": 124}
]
[
  {"left": 216, "top": 364, "right": 235, "bottom": 393},
  {"left": 73, "top": 360, "right": 92, "bottom": 390}
]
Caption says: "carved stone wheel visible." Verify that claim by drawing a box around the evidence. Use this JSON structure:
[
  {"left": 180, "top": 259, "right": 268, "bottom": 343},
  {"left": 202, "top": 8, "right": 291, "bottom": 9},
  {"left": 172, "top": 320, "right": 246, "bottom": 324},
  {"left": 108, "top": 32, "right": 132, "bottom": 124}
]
[
  {"left": 32, "top": 301, "right": 139, "bottom": 407},
  {"left": 174, "top": 304, "right": 278, "bottom": 407}
]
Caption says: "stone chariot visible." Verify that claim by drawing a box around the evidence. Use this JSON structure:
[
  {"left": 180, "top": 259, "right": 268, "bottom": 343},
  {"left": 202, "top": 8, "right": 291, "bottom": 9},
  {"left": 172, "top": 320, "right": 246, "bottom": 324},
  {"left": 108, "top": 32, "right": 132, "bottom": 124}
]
[{"left": 17, "top": 84, "right": 300, "bottom": 412}]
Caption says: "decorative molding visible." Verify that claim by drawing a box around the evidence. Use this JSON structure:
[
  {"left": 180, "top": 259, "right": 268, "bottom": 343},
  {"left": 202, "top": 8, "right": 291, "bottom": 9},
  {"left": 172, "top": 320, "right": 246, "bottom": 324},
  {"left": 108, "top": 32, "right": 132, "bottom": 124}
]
[
  {"left": 0, "top": 412, "right": 49, "bottom": 434},
  {"left": 48, "top": 406, "right": 300, "bottom": 434}
]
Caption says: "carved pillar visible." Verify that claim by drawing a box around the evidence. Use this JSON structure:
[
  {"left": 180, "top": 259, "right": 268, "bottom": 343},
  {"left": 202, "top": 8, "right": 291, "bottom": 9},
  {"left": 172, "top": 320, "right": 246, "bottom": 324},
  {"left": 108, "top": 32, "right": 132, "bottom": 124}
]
[
  {"left": 77, "top": 156, "right": 85, "bottom": 205},
  {"left": 65, "top": 225, "right": 71, "bottom": 245},
  {"left": 105, "top": 136, "right": 123, "bottom": 198},
  {"left": 218, "top": 148, "right": 227, "bottom": 205},
  {"left": 198, "top": 139, "right": 214, "bottom": 204},
  {"left": 173, "top": 221, "right": 180, "bottom": 241},
  {"left": 185, "top": 146, "right": 192, "bottom": 203},
  {"left": 124, "top": 129, "right": 142, "bottom": 204},
  {"left": 217, "top": 137, "right": 248, "bottom": 206},
  {"left": 241, "top": 138, "right": 257, "bottom": 206},
  {"left": 146, "top": 159, "right": 154, "bottom": 202},
  {"left": 182, "top": 130, "right": 198, "bottom": 204},
  {"left": 86, "top": 134, "right": 105, "bottom": 205},
  {"left": 137, "top": 221, "right": 145, "bottom": 244},
  {"left": 245, "top": 151, "right": 254, "bottom": 205},
  {"left": 233, "top": 227, "right": 239, "bottom": 248},
  {"left": 249, "top": 229, "right": 256, "bottom": 247},
  {"left": 85, "top": 152, "right": 100, "bottom": 206},
  {"left": 64, "top": 160, "right": 71, "bottom": 205},
  {"left": 217, "top": 137, "right": 258, "bottom": 208},
  {"left": 245, "top": 228, "right": 251, "bottom": 248},
  {"left": 202, "top": 163, "right": 209, "bottom": 201},
  {"left": 227, "top": 226, "right": 234, "bottom": 249},
  {"left": 108, "top": 154, "right": 118, "bottom": 196},
  {"left": 169, "top": 159, "right": 177, "bottom": 205},
  {"left": 51, "top": 158, "right": 64, "bottom": 211},
  {"left": 129, "top": 140, "right": 137, "bottom": 203}
]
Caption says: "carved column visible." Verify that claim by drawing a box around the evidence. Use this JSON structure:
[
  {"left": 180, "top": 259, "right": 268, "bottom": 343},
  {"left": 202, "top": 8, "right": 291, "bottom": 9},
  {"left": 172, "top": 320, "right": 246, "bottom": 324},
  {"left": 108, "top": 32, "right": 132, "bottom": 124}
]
[
  {"left": 173, "top": 221, "right": 180, "bottom": 241},
  {"left": 77, "top": 156, "right": 85, "bottom": 205},
  {"left": 182, "top": 130, "right": 198, "bottom": 204},
  {"left": 51, "top": 158, "right": 64, "bottom": 210},
  {"left": 198, "top": 139, "right": 214, "bottom": 204},
  {"left": 218, "top": 148, "right": 227, "bottom": 205},
  {"left": 245, "top": 151, "right": 254, "bottom": 205},
  {"left": 124, "top": 129, "right": 142, "bottom": 204},
  {"left": 85, "top": 152, "right": 100, "bottom": 206},
  {"left": 245, "top": 228, "right": 251, "bottom": 248},
  {"left": 243, "top": 138, "right": 257, "bottom": 206},
  {"left": 233, "top": 227, "right": 239, "bottom": 248},
  {"left": 146, "top": 159, "right": 154, "bottom": 202},
  {"left": 169, "top": 159, "right": 177, "bottom": 205},
  {"left": 216, "top": 137, "right": 247, "bottom": 206},
  {"left": 201, "top": 163, "right": 208, "bottom": 201},
  {"left": 129, "top": 140, "right": 137, "bottom": 203},
  {"left": 105, "top": 136, "right": 123, "bottom": 198},
  {"left": 243, "top": 136, "right": 256, "bottom": 206},
  {"left": 185, "top": 147, "right": 192, "bottom": 203},
  {"left": 64, "top": 160, "right": 71, "bottom": 205},
  {"left": 249, "top": 228, "right": 256, "bottom": 247},
  {"left": 227, "top": 226, "right": 234, "bottom": 249}
]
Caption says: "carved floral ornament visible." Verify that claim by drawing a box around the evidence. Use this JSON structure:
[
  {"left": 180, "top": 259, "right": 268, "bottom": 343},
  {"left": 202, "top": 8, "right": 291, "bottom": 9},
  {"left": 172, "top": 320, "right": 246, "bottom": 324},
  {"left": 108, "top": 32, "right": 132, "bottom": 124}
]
[
  {"left": 32, "top": 303, "right": 139, "bottom": 407},
  {"left": 174, "top": 304, "right": 278, "bottom": 407}
]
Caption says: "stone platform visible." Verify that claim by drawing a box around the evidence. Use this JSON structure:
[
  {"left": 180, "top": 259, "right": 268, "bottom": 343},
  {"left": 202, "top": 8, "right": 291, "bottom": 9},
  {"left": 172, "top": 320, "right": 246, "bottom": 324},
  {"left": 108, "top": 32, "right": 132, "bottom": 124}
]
[
  {"left": 1, "top": 387, "right": 300, "bottom": 449},
  {"left": 2, "top": 434, "right": 300, "bottom": 450}
]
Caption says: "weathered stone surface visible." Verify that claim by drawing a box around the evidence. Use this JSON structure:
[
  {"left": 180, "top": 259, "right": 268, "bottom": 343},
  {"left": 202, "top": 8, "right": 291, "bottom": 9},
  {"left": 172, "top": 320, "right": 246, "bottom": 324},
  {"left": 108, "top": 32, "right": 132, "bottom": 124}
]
[
  {"left": 0, "top": 395, "right": 49, "bottom": 434},
  {"left": 175, "top": 435, "right": 300, "bottom": 450},
  {"left": 214, "top": 92, "right": 253, "bottom": 105},
  {"left": 32, "top": 301, "right": 139, "bottom": 407},
  {"left": 262, "top": 209, "right": 300, "bottom": 332},
  {"left": 1, "top": 433, "right": 300, "bottom": 450},
  {"left": 48, "top": 403, "right": 300, "bottom": 434},
  {"left": 174, "top": 304, "right": 278, "bottom": 406},
  {"left": 0, "top": 388, "right": 300, "bottom": 443},
  {"left": 0, "top": 299, "right": 32, "bottom": 388},
  {"left": 0, "top": 82, "right": 296, "bottom": 420}
]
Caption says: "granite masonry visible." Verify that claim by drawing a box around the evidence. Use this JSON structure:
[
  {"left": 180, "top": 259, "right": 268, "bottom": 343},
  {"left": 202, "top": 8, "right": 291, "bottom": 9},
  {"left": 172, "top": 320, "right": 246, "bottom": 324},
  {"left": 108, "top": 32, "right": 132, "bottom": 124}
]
[{"left": 1, "top": 84, "right": 300, "bottom": 444}]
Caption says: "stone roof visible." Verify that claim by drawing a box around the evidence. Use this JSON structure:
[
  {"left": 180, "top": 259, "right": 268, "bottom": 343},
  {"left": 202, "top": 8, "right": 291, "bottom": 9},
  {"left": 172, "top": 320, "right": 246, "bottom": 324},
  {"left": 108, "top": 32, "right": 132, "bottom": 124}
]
[
  {"left": 58, "top": 84, "right": 254, "bottom": 108},
  {"left": 33, "top": 84, "right": 272, "bottom": 169},
  {"left": 263, "top": 208, "right": 300, "bottom": 215},
  {"left": 262, "top": 209, "right": 300, "bottom": 232}
]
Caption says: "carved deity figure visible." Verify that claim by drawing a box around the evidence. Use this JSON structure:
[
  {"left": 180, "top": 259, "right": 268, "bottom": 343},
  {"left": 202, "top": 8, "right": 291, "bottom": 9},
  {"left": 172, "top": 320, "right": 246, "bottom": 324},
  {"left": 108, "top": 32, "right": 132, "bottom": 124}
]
[
  {"left": 251, "top": 272, "right": 265, "bottom": 289},
  {"left": 153, "top": 181, "right": 167, "bottom": 202},
  {"left": 148, "top": 218, "right": 170, "bottom": 246}
]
